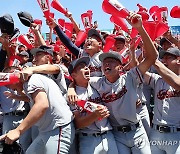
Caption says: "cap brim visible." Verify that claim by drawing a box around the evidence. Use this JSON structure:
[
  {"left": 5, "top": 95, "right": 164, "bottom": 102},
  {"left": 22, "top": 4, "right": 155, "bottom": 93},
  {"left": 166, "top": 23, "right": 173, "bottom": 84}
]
[
  {"left": 30, "top": 48, "right": 44, "bottom": 55},
  {"left": 88, "top": 29, "right": 105, "bottom": 45},
  {"left": 0, "top": 14, "right": 14, "bottom": 35},
  {"left": 69, "top": 57, "right": 90, "bottom": 74},
  {"left": 17, "top": 12, "right": 33, "bottom": 27},
  {"left": 19, "top": 51, "right": 29, "bottom": 57},
  {"left": 9, "top": 28, "right": 20, "bottom": 41},
  {"left": 99, "top": 52, "right": 122, "bottom": 63},
  {"left": 74, "top": 57, "right": 90, "bottom": 69},
  {"left": 159, "top": 50, "right": 166, "bottom": 59},
  {"left": 159, "top": 50, "right": 176, "bottom": 59}
]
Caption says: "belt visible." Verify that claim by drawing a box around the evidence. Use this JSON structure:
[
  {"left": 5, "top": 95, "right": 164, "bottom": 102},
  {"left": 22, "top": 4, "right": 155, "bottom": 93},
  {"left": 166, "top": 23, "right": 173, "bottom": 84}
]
[
  {"left": 4, "top": 111, "right": 29, "bottom": 116},
  {"left": 81, "top": 131, "right": 108, "bottom": 137},
  {"left": 153, "top": 124, "right": 180, "bottom": 133},
  {"left": 113, "top": 122, "right": 140, "bottom": 133}
]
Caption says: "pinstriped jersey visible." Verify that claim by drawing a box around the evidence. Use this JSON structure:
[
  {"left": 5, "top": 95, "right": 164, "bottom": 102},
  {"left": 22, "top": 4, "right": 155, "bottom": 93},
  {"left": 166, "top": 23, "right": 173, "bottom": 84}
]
[
  {"left": 90, "top": 67, "right": 143, "bottom": 126},
  {"left": 24, "top": 74, "right": 73, "bottom": 132},
  {"left": 147, "top": 73, "right": 180, "bottom": 126},
  {"left": 79, "top": 50, "right": 103, "bottom": 77},
  {"left": 71, "top": 84, "right": 112, "bottom": 134}
]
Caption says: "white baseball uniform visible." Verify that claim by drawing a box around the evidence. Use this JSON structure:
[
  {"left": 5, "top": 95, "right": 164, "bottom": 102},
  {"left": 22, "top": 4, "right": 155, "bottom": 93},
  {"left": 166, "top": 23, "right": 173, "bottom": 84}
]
[
  {"left": 0, "top": 86, "right": 31, "bottom": 152},
  {"left": 54, "top": 25, "right": 103, "bottom": 77},
  {"left": 90, "top": 67, "right": 151, "bottom": 154},
  {"left": 23, "top": 74, "right": 75, "bottom": 154},
  {"left": 80, "top": 51, "right": 103, "bottom": 77},
  {"left": 146, "top": 73, "right": 180, "bottom": 154},
  {"left": 70, "top": 84, "right": 118, "bottom": 154}
]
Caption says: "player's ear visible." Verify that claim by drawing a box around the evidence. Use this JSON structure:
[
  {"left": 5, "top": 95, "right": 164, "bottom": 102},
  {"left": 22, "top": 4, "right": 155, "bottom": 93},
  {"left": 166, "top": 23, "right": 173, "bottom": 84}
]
[
  {"left": 46, "top": 54, "right": 50, "bottom": 59},
  {"left": 118, "top": 64, "right": 123, "bottom": 71},
  {"left": 177, "top": 57, "right": 180, "bottom": 64},
  {"left": 98, "top": 42, "right": 103, "bottom": 49},
  {"left": 71, "top": 72, "right": 77, "bottom": 79}
]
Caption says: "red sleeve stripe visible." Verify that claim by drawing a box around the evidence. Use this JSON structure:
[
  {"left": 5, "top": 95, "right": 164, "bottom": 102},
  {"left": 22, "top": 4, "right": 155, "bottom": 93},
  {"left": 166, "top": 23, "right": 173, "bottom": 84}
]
[
  {"left": 148, "top": 74, "right": 152, "bottom": 85},
  {"left": 136, "top": 68, "right": 143, "bottom": 83}
]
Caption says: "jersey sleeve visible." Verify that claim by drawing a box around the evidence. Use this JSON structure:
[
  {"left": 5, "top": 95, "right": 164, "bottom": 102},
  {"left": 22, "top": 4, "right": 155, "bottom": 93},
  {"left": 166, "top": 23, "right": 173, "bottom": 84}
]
[
  {"left": 26, "top": 74, "right": 45, "bottom": 95},
  {"left": 129, "top": 67, "right": 144, "bottom": 87},
  {"left": 54, "top": 25, "right": 80, "bottom": 57},
  {"left": 89, "top": 77, "right": 103, "bottom": 90},
  {"left": 51, "top": 64, "right": 67, "bottom": 95}
]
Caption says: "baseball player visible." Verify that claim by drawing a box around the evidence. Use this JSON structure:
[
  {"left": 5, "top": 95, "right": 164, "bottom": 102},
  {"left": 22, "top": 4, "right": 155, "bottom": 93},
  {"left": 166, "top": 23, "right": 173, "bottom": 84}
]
[
  {"left": 126, "top": 39, "right": 151, "bottom": 136},
  {"left": 68, "top": 12, "right": 158, "bottom": 153},
  {"left": 0, "top": 86, "right": 32, "bottom": 153},
  {"left": 0, "top": 46, "right": 75, "bottom": 154},
  {"left": 114, "top": 35, "right": 126, "bottom": 52},
  {"left": 144, "top": 48, "right": 180, "bottom": 154},
  {"left": 21, "top": 63, "right": 68, "bottom": 97},
  {"left": 68, "top": 56, "right": 118, "bottom": 154},
  {"left": 47, "top": 18, "right": 105, "bottom": 77}
]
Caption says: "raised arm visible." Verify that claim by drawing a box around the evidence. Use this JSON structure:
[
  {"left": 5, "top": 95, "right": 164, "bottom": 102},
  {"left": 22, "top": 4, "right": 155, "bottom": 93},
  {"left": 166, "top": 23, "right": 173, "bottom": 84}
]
[
  {"left": 21, "top": 64, "right": 60, "bottom": 81},
  {"left": 65, "top": 11, "right": 80, "bottom": 34},
  {"left": 153, "top": 59, "right": 180, "bottom": 90},
  {"left": 30, "top": 23, "right": 46, "bottom": 46},
  {"left": 125, "top": 39, "right": 140, "bottom": 69},
  {"left": 4, "top": 90, "right": 30, "bottom": 102},
  {"left": 127, "top": 13, "right": 158, "bottom": 75},
  {"left": 1, "top": 90, "right": 49, "bottom": 144},
  {"left": 46, "top": 18, "right": 80, "bottom": 57},
  {"left": 163, "top": 30, "right": 180, "bottom": 49}
]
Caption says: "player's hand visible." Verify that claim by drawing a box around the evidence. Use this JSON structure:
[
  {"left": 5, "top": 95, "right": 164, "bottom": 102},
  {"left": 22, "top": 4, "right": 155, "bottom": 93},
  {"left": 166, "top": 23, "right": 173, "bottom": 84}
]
[
  {"left": 65, "top": 10, "right": 72, "bottom": 19},
  {"left": 30, "top": 23, "right": 40, "bottom": 33},
  {"left": 21, "top": 67, "right": 34, "bottom": 82},
  {"left": 58, "top": 45, "right": 66, "bottom": 58},
  {"left": 67, "top": 87, "right": 78, "bottom": 105},
  {"left": 127, "top": 12, "right": 142, "bottom": 29},
  {"left": 0, "top": 129, "right": 20, "bottom": 145},
  {"left": 129, "top": 38, "right": 136, "bottom": 52},
  {"left": 163, "top": 30, "right": 172, "bottom": 39},
  {"left": 46, "top": 17, "right": 58, "bottom": 29},
  {"left": 94, "top": 105, "right": 110, "bottom": 120}
]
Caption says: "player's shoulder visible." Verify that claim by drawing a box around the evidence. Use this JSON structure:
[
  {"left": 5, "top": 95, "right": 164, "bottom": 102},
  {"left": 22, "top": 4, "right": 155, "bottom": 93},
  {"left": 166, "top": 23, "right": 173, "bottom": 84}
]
[
  {"left": 89, "top": 76, "right": 104, "bottom": 83},
  {"left": 28, "top": 74, "right": 49, "bottom": 84}
]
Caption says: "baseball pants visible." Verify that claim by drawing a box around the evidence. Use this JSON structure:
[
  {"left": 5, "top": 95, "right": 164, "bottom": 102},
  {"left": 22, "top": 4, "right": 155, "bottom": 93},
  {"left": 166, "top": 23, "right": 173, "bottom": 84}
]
[
  {"left": 137, "top": 104, "right": 151, "bottom": 137},
  {"left": 113, "top": 121, "right": 151, "bottom": 154},
  {"left": 26, "top": 121, "right": 75, "bottom": 154},
  {"left": 79, "top": 130, "right": 118, "bottom": 154},
  {"left": 3, "top": 114, "right": 32, "bottom": 152},
  {"left": 150, "top": 128, "right": 180, "bottom": 154}
]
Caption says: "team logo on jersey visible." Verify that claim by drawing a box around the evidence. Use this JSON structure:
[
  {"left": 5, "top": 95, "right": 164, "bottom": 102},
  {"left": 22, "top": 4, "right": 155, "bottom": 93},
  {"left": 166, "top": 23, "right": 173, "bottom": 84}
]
[
  {"left": 88, "top": 97, "right": 102, "bottom": 104},
  {"left": 157, "top": 89, "right": 180, "bottom": 100},
  {"left": 102, "top": 85, "right": 127, "bottom": 103}
]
